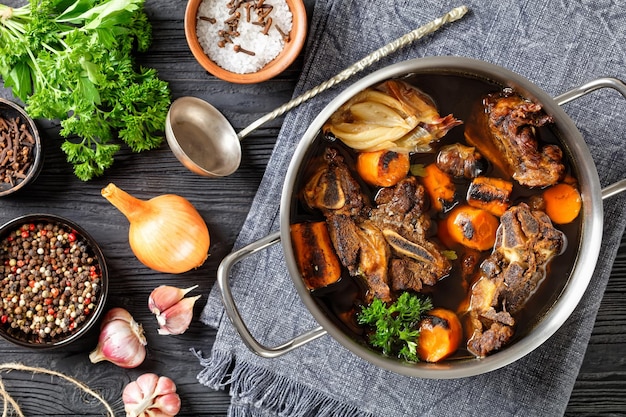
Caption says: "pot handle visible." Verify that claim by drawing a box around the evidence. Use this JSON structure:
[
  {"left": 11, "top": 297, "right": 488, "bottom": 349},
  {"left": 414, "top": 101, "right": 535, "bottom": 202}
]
[
  {"left": 217, "top": 231, "right": 327, "bottom": 358},
  {"left": 554, "top": 77, "right": 626, "bottom": 200}
]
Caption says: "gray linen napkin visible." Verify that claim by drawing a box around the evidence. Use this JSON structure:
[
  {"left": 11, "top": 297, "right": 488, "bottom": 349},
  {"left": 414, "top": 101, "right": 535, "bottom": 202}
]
[{"left": 194, "top": 0, "right": 626, "bottom": 416}]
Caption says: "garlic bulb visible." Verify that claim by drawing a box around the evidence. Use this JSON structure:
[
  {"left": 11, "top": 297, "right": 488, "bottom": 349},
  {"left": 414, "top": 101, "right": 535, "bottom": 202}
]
[
  {"left": 101, "top": 183, "right": 210, "bottom": 274},
  {"left": 89, "top": 307, "right": 147, "bottom": 368},
  {"left": 123, "top": 373, "right": 181, "bottom": 417},
  {"left": 149, "top": 285, "right": 201, "bottom": 335}
]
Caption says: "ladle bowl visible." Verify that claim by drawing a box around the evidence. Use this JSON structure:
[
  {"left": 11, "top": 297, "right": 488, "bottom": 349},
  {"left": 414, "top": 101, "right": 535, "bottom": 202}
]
[
  {"left": 165, "top": 7, "right": 468, "bottom": 177},
  {"left": 165, "top": 96, "right": 240, "bottom": 177}
]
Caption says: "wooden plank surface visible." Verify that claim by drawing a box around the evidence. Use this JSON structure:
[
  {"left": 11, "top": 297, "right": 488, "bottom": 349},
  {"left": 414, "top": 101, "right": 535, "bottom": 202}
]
[{"left": 0, "top": 0, "right": 625, "bottom": 415}]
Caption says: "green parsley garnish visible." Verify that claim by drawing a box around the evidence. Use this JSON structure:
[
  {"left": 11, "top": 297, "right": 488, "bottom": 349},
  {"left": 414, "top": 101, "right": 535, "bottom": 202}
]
[
  {"left": 0, "top": 0, "right": 171, "bottom": 180},
  {"left": 357, "top": 292, "right": 433, "bottom": 362}
]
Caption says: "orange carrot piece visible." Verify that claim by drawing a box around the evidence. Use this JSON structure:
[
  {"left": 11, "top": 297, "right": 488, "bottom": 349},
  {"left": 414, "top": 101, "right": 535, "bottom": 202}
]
[
  {"left": 436, "top": 218, "right": 457, "bottom": 250},
  {"left": 421, "top": 163, "right": 456, "bottom": 212},
  {"left": 290, "top": 222, "right": 342, "bottom": 290},
  {"left": 417, "top": 308, "right": 463, "bottom": 362},
  {"left": 542, "top": 183, "right": 582, "bottom": 224},
  {"left": 466, "top": 176, "right": 513, "bottom": 217},
  {"left": 356, "top": 150, "right": 410, "bottom": 187},
  {"left": 446, "top": 205, "right": 499, "bottom": 251}
]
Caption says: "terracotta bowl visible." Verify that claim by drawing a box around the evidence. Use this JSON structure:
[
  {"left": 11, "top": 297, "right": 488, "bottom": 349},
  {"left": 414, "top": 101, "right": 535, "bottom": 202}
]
[
  {"left": 0, "top": 99, "right": 43, "bottom": 197},
  {"left": 185, "top": 0, "right": 307, "bottom": 83}
]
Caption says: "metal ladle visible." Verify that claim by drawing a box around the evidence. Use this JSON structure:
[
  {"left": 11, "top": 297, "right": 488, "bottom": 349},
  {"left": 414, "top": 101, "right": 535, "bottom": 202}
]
[{"left": 165, "top": 6, "right": 468, "bottom": 178}]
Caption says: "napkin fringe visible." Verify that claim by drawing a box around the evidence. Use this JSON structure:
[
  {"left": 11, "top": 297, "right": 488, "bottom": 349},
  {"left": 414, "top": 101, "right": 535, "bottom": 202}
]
[{"left": 193, "top": 348, "right": 372, "bottom": 417}]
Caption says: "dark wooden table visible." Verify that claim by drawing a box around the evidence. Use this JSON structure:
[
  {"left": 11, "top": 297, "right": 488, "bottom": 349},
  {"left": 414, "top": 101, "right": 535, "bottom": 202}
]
[{"left": 0, "top": 0, "right": 624, "bottom": 415}]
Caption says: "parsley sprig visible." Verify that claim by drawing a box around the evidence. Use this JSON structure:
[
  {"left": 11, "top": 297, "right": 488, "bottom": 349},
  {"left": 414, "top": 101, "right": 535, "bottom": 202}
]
[
  {"left": 357, "top": 292, "right": 433, "bottom": 362},
  {"left": 0, "top": 0, "right": 170, "bottom": 180}
]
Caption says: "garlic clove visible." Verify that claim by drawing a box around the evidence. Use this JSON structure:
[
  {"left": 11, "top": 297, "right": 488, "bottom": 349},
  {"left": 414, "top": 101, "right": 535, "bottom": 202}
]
[
  {"left": 149, "top": 285, "right": 198, "bottom": 315},
  {"left": 89, "top": 307, "right": 147, "bottom": 368},
  {"left": 156, "top": 294, "right": 201, "bottom": 335},
  {"left": 154, "top": 372, "right": 178, "bottom": 395},
  {"left": 152, "top": 393, "right": 182, "bottom": 416}
]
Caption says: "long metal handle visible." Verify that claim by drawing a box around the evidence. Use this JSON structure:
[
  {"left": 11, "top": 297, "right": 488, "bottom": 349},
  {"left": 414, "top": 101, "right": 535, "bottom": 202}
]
[
  {"left": 217, "top": 231, "right": 327, "bottom": 358},
  {"left": 555, "top": 77, "right": 626, "bottom": 200},
  {"left": 236, "top": 5, "right": 469, "bottom": 140},
  {"left": 554, "top": 77, "right": 626, "bottom": 106},
  {"left": 602, "top": 179, "right": 626, "bottom": 200}
]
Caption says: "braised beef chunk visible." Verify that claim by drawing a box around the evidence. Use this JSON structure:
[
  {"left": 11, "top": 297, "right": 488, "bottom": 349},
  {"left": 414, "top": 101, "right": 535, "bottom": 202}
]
[
  {"left": 370, "top": 177, "right": 451, "bottom": 292},
  {"left": 324, "top": 213, "right": 362, "bottom": 275},
  {"left": 303, "top": 148, "right": 450, "bottom": 302},
  {"left": 325, "top": 213, "right": 392, "bottom": 302},
  {"left": 467, "top": 322, "right": 514, "bottom": 358},
  {"left": 466, "top": 89, "right": 565, "bottom": 188},
  {"left": 465, "top": 203, "right": 565, "bottom": 357},
  {"left": 371, "top": 177, "right": 431, "bottom": 240},
  {"left": 436, "top": 143, "right": 486, "bottom": 179},
  {"left": 303, "top": 147, "right": 367, "bottom": 217},
  {"left": 493, "top": 204, "right": 565, "bottom": 313}
]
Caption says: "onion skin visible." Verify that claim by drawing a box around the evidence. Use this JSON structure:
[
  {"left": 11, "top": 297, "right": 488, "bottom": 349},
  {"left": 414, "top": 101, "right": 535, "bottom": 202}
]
[{"left": 101, "top": 183, "right": 210, "bottom": 274}]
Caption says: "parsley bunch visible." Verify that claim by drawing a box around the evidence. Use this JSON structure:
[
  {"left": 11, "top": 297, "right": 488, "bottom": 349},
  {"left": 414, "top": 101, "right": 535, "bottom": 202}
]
[
  {"left": 357, "top": 292, "right": 433, "bottom": 362},
  {"left": 0, "top": 0, "right": 171, "bottom": 180}
]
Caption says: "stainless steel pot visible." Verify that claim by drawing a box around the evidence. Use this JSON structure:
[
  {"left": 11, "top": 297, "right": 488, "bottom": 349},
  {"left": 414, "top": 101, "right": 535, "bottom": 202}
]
[{"left": 218, "top": 57, "right": 626, "bottom": 378}]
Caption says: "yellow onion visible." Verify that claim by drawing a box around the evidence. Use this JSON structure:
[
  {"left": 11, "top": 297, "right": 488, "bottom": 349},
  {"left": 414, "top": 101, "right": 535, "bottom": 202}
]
[{"left": 101, "top": 183, "right": 210, "bottom": 274}]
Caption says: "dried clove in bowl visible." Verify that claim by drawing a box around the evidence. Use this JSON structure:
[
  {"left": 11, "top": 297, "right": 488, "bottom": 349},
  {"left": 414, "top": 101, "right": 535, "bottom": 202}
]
[{"left": 0, "top": 98, "right": 43, "bottom": 197}]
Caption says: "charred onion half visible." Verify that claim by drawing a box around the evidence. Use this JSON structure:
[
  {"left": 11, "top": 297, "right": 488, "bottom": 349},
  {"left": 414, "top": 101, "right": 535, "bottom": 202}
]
[{"left": 322, "top": 79, "right": 462, "bottom": 153}]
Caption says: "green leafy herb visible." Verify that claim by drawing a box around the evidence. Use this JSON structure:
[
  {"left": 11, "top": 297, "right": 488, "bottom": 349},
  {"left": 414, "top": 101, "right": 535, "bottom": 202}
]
[
  {"left": 0, "top": 0, "right": 170, "bottom": 180},
  {"left": 357, "top": 292, "right": 433, "bottom": 362}
]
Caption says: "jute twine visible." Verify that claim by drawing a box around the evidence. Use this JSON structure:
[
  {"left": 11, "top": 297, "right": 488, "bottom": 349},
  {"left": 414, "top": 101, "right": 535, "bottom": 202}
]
[{"left": 0, "top": 363, "right": 115, "bottom": 417}]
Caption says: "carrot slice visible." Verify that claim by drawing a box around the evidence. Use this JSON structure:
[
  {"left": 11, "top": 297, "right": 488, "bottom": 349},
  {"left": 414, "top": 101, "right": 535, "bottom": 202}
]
[
  {"left": 542, "top": 183, "right": 581, "bottom": 224},
  {"left": 356, "top": 150, "right": 410, "bottom": 187},
  {"left": 421, "top": 163, "right": 456, "bottom": 212},
  {"left": 466, "top": 176, "right": 513, "bottom": 217},
  {"left": 417, "top": 308, "right": 463, "bottom": 362},
  {"left": 446, "top": 205, "right": 499, "bottom": 251},
  {"left": 290, "top": 222, "right": 342, "bottom": 290}
]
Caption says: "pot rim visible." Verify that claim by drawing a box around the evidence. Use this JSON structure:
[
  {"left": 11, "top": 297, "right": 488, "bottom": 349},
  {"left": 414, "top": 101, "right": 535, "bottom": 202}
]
[{"left": 280, "top": 56, "right": 603, "bottom": 378}]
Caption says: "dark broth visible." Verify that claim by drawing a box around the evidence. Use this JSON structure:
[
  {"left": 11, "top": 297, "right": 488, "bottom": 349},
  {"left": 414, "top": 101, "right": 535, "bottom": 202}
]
[{"left": 290, "top": 73, "right": 582, "bottom": 360}]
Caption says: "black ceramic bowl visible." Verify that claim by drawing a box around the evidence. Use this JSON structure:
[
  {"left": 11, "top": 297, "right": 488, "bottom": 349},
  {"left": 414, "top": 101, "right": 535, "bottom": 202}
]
[
  {"left": 0, "top": 214, "right": 108, "bottom": 349},
  {"left": 0, "top": 99, "right": 43, "bottom": 197}
]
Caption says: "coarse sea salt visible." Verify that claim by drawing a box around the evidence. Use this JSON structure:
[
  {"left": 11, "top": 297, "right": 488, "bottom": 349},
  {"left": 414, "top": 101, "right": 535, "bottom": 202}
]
[{"left": 196, "top": 0, "right": 293, "bottom": 74}]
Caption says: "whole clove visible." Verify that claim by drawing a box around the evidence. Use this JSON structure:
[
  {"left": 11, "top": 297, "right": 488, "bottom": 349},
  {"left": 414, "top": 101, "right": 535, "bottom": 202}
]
[
  {"left": 213, "top": 0, "right": 291, "bottom": 52},
  {"left": 0, "top": 115, "right": 35, "bottom": 187},
  {"left": 233, "top": 44, "right": 256, "bottom": 56},
  {"left": 275, "top": 24, "right": 290, "bottom": 42},
  {"left": 262, "top": 17, "right": 272, "bottom": 35},
  {"left": 198, "top": 15, "right": 216, "bottom": 24}
]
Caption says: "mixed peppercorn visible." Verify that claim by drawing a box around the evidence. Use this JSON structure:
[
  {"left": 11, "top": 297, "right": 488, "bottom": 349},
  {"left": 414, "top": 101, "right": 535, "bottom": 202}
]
[{"left": 0, "top": 221, "right": 102, "bottom": 344}]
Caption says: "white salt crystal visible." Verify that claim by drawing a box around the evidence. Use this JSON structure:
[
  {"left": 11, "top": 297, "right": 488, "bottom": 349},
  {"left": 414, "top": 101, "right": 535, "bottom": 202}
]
[{"left": 196, "top": 0, "right": 293, "bottom": 74}]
